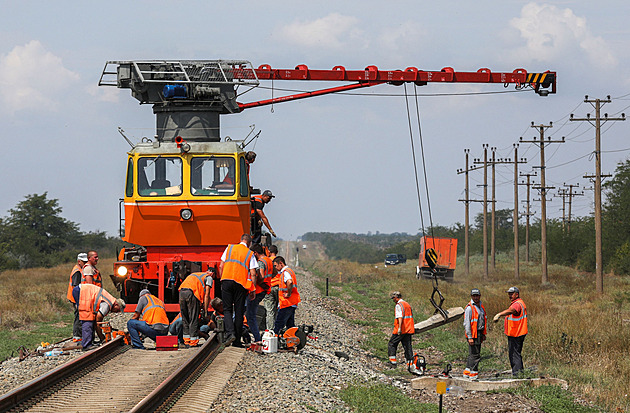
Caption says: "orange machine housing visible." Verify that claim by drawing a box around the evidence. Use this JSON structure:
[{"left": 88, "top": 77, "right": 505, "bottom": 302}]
[{"left": 417, "top": 236, "right": 458, "bottom": 280}]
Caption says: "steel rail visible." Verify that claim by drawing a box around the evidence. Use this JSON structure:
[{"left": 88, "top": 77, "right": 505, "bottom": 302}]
[{"left": 0, "top": 336, "right": 125, "bottom": 412}]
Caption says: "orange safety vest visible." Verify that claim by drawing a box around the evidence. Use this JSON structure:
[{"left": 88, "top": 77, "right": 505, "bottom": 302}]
[
  {"left": 171, "top": 312, "right": 181, "bottom": 326},
  {"left": 465, "top": 302, "right": 487, "bottom": 339},
  {"left": 393, "top": 299, "right": 415, "bottom": 335},
  {"left": 505, "top": 298, "right": 528, "bottom": 337},
  {"left": 78, "top": 284, "right": 117, "bottom": 321},
  {"left": 254, "top": 255, "right": 274, "bottom": 294},
  {"left": 140, "top": 294, "right": 169, "bottom": 326},
  {"left": 81, "top": 264, "right": 102, "bottom": 287},
  {"left": 221, "top": 244, "right": 254, "bottom": 291},
  {"left": 278, "top": 267, "right": 301, "bottom": 309},
  {"left": 179, "top": 272, "right": 212, "bottom": 302},
  {"left": 269, "top": 256, "right": 281, "bottom": 287},
  {"left": 67, "top": 264, "right": 83, "bottom": 302}
]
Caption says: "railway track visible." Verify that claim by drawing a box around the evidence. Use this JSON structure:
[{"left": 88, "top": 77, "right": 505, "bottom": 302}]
[{"left": 0, "top": 334, "right": 244, "bottom": 412}]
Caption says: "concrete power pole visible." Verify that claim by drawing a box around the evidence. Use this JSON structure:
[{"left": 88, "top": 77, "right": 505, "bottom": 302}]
[
  {"left": 520, "top": 122, "right": 564, "bottom": 285},
  {"left": 519, "top": 172, "right": 537, "bottom": 263},
  {"left": 571, "top": 96, "right": 625, "bottom": 294},
  {"left": 457, "top": 149, "right": 481, "bottom": 277},
  {"left": 473, "top": 144, "right": 490, "bottom": 279}
]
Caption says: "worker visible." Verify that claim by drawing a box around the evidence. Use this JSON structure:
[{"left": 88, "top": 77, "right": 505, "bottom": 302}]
[
  {"left": 82, "top": 250, "right": 102, "bottom": 287},
  {"left": 67, "top": 252, "right": 88, "bottom": 342},
  {"left": 200, "top": 297, "right": 225, "bottom": 337},
  {"left": 388, "top": 291, "right": 421, "bottom": 375},
  {"left": 262, "top": 245, "right": 280, "bottom": 330},
  {"left": 72, "top": 283, "right": 124, "bottom": 351},
  {"left": 178, "top": 269, "right": 214, "bottom": 347},
  {"left": 127, "top": 289, "right": 169, "bottom": 349},
  {"left": 219, "top": 233, "right": 258, "bottom": 347},
  {"left": 463, "top": 288, "right": 486, "bottom": 379},
  {"left": 272, "top": 256, "right": 301, "bottom": 334},
  {"left": 246, "top": 244, "right": 272, "bottom": 343},
  {"left": 493, "top": 286, "right": 528, "bottom": 376},
  {"left": 250, "top": 190, "right": 276, "bottom": 244},
  {"left": 169, "top": 312, "right": 185, "bottom": 345},
  {"left": 245, "top": 151, "right": 256, "bottom": 177}
]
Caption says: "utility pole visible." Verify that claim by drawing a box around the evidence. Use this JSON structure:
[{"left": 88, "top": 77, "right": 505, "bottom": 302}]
[
  {"left": 512, "top": 144, "right": 527, "bottom": 279},
  {"left": 563, "top": 183, "right": 584, "bottom": 233},
  {"left": 556, "top": 188, "right": 568, "bottom": 230},
  {"left": 571, "top": 96, "right": 625, "bottom": 294},
  {"left": 519, "top": 172, "right": 537, "bottom": 263},
  {"left": 457, "top": 149, "right": 481, "bottom": 277},
  {"left": 473, "top": 144, "right": 490, "bottom": 279},
  {"left": 520, "top": 122, "right": 564, "bottom": 284},
  {"left": 487, "top": 150, "right": 514, "bottom": 272}
]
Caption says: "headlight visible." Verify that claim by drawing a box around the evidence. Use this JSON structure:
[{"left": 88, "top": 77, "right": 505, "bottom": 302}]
[
  {"left": 180, "top": 208, "right": 193, "bottom": 220},
  {"left": 117, "top": 266, "right": 128, "bottom": 276}
]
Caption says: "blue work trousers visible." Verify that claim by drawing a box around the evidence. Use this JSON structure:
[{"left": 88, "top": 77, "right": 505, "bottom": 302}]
[
  {"left": 246, "top": 291, "right": 266, "bottom": 342},
  {"left": 127, "top": 319, "right": 168, "bottom": 349},
  {"left": 274, "top": 306, "right": 296, "bottom": 334}
]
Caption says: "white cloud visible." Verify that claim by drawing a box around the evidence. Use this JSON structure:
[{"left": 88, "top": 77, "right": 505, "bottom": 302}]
[
  {"left": 508, "top": 3, "right": 616, "bottom": 69},
  {"left": 0, "top": 40, "right": 80, "bottom": 114},
  {"left": 85, "top": 83, "right": 120, "bottom": 103},
  {"left": 277, "top": 13, "right": 367, "bottom": 50}
]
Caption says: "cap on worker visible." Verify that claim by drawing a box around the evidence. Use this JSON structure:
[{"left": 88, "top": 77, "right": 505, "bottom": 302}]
[
  {"left": 263, "top": 189, "right": 275, "bottom": 198},
  {"left": 471, "top": 288, "right": 481, "bottom": 296},
  {"left": 77, "top": 252, "right": 88, "bottom": 262},
  {"left": 390, "top": 291, "right": 402, "bottom": 299},
  {"left": 139, "top": 289, "right": 150, "bottom": 297},
  {"left": 507, "top": 286, "right": 520, "bottom": 294},
  {"left": 116, "top": 298, "right": 126, "bottom": 310}
]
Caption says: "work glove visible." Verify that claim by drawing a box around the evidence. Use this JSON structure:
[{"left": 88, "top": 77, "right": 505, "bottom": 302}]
[
  {"left": 270, "top": 230, "right": 277, "bottom": 237},
  {"left": 493, "top": 313, "right": 501, "bottom": 323}
]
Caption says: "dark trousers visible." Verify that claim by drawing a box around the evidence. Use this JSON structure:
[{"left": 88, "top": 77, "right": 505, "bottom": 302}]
[
  {"left": 179, "top": 288, "right": 200, "bottom": 341},
  {"left": 466, "top": 337, "right": 482, "bottom": 371},
  {"left": 388, "top": 333, "right": 413, "bottom": 361},
  {"left": 222, "top": 279, "right": 248, "bottom": 343},
  {"left": 274, "top": 306, "right": 296, "bottom": 334},
  {"left": 72, "top": 304, "right": 82, "bottom": 339},
  {"left": 81, "top": 320, "right": 95, "bottom": 349},
  {"left": 246, "top": 291, "right": 266, "bottom": 342},
  {"left": 508, "top": 335, "right": 526, "bottom": 375}
]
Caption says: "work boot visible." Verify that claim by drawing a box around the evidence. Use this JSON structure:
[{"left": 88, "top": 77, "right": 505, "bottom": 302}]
[
  {"left": 469, "top": 371, "right": 478, "bottom": 380},
  {"left": 463, "top": 368, "right": 470, "bottom": 378},
  {"left": 388, "top": 356, "right": 397, "bottom": 367}
]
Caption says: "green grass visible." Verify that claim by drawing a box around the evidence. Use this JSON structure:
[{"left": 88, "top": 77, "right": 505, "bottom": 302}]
[
  {"left": 0, "top": 312, "right": 74, "bottom": 361},
  {"left": 339, "top": 382, "right": 438, "bottom": 413},
  {"left": 492, "top": 385, "right": 602, "bottom": 413}
]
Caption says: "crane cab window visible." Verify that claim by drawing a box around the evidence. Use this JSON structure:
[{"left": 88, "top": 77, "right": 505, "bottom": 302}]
[
  {"left": 191, "top": 156, "right": 235, "bottom": 196},
  {"left": 137, "top": 156, "right": 182, "bottom": 196}
]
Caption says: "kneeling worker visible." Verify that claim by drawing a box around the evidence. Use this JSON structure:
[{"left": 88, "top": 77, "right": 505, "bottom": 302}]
[
  {"left": 127, "top": 289, "right": 169, "bottom": 349},
  {"left": 388, "top": 291, "right": 421, "bottom": 375},
  {"left": 73, "top": 283, "right": 124, "bottom": 350}
]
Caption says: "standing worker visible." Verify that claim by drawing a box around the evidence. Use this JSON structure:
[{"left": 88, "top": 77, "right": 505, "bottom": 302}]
[
  {"left": 251, "top": 190, "right": 276, "bottom": 244},
  {"left": 463, "top": 288, "right": 486, "bottom": 379},
  {"left": 127, "top": 289, "right": 170, "bottom": 349},
  {"left": 67, "top": 252, "right": 88, "bottom": 342},
  {"left": 220, "top": 233, "right": 258, "bottom": 347},
  {"left": 178, "top": 269, "right": 214, "bottom": 347},
  {"left": 72, "top": 283, "right": 124, "bottom": 350},
  {"left": 493, "top": 287, "right": 528, "bottom": 376},
  {"left": 262, "top": 245, "right": 279, "bottom": 330},
  {"left": 82, "top": 250, "right": 102, "bottom": 287},
  {"left": 247, "top": 244, "right": 272, "bottom": 342},
  {"left": 272, "top": 256, "right": 301, "bottom": 334},
  {"left": 388, "top": 292, "right": 421, "bottom": 375}
]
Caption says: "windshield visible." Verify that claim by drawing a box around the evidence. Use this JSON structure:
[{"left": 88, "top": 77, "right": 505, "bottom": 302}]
[
  {"left": 137, "top": 156, "right": 182, "bottom": 196},
  {"left": 191, "top": 156, "right": 236, "bottom": 196},
  {"left": 386, "top": 254, "right": 397, "bottom": 259}
]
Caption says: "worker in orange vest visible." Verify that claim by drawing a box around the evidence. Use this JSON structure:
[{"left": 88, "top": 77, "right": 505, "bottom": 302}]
[
  {"left": 219, "top": 233, "right": 258, "bottom": 347},
  {"left": 493, "top": 286, "right": 528, "bottom": 376},
  {"left": 463, "top": 288, "right": 486, "bottom": 379},
  {"left": 250, "top": 190, "right": 276, "bottom": 244},
  {"left": 127, "top": 289, "right": 170, "bottom": 349},
  {"left": 72, "top": 283, "right": 124, "bottom": 350},
  {"left": 82, "top": 250, "right": 102, "bottom": 287},
  {"left": 388, "top": 291, "right": 421, "bottom": 375},
  {"left": 246, "top": 243, "right": 273, "bottom": 343},
  {"left": 178, "top": 269, "right": 214, "bottom": 347},
  {"left": 262, "top": 245, "right": 279, "bottom": 330},
  {"left": 272, "top": 256, "right": 301, "bottom": 334},
  {"left": 67, "top": 252, "right": 88, "bottom": 342}
]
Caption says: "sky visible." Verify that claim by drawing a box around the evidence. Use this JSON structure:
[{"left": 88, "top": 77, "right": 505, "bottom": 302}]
[{"left": 1, "top": 1, "right": 630, "bottom": 240}]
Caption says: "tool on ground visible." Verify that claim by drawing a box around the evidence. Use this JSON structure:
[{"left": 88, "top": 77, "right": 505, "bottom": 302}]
[
  {"left": 413, "top": 353, "right": 427, "bottom": 375},
  {"left": 334, "top": 351, "right": 350, "bottom": 361},
  {"left": 97, "top": 321, "right": 113, "bottom": 342}
]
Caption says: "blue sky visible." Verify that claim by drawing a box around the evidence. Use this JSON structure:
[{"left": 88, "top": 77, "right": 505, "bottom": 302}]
[{"left": 1, "top": 1, "right": 630, "bottom": 239}]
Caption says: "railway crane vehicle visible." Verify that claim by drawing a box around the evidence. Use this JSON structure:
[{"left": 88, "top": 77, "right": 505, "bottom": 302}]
[{"left": 98, "top": 60, "right": 556, "bottom": 313}]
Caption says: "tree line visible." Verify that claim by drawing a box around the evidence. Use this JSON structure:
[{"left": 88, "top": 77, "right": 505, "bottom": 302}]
[{"left": 0, "top": 193, "right": 119, "bottom": 270}]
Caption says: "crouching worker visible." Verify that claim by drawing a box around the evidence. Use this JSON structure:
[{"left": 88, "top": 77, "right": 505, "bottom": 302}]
[
  {"left": 127, "top": 289, "right": 169, "bottom": 349},
  {"left": 72, "top": 283, "right": 124, "bottom": 351},
  {"left": 388, "top": 291, "right": 421, "bottom": 375},
  {"left": 179, "top": 269, "right": 213, "bottom": 347}
]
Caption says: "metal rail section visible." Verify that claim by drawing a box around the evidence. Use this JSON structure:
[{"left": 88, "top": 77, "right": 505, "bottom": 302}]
[{"left": 0, "top": 336, "right": 125, "bottom": 412}]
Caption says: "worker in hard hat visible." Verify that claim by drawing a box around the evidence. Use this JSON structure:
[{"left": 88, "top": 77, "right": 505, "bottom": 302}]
[
  {"left": 127, "top": 289, "right": 169, "bottom": 349},
  {"left": 463, "top": 288, "right": 486, "bottom": 379},
  {"left": 250, "top": 190, "right": 276, "bottom": 244},
  {"left": 388, "top": 291, "right": 421, "bottom": 375},
  {"left": 67, "top": 252, "right": 88, "bottom": 342},
  {"left": 493, "top": 287, "right": 528, "bottom": 376}
]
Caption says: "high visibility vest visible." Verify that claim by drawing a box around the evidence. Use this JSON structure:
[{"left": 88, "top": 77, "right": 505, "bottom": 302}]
[
  {"left": 140, "top": 294, "right": 169, "bottom": 326},
  {"left": 78, "top": 284, "right": 116, "bottom": 321},
  {"left": 393, "top": 299, "right": 415, "bottom": 335},
  {"left": 278, "top": 267, "right": 300, "bottom": 309},
  {"left": 505, "top": 298, "right": 528, "bottom": 337},
  {"left": 221, "top": 244, "right": 254, "bottom": 290},
  {"left": 254, "top": 255, "right": 274, "bottom": 294},
  {"left": 67, "top": 264, "right": 83, "bottom": 302},
  {"left": 171, "top": 312, "right": 181, "bottom": 326},
  {"left": 269, "top": 256, "right": 281, "bottom": 287},
  {"left": 465, "top": 302, "right": 487, "bottom": 339},
  {"left": 179, "top": 272, "right": 212, "bottom": 302},
  {"left": 81, "top": 264, "right": 102, "bottom": 287}
]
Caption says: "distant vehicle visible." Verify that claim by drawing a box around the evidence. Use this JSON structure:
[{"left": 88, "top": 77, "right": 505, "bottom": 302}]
[
  {"left": 397, "top": 254, "right": 406, "bottom": 264},
  {"left": 385, "top": 253, "right": 402, "bottom": 265},
  {"left": 302, "top": 244, "right": 307, "bottom": 249},
  {"left": 416, "top": 236, "right": 458, "bottom": 280}
]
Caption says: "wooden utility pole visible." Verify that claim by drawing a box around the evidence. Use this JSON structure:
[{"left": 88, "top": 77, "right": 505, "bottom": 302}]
[
  {"left": 571, "top": 96, "right": 625, "bottom": 294},
  {"left": 563, "top": 183, "right": 583, "bottom": 233},
  {"left": 473, "top": 144, "right": 490, "bottom": 279},
  {"left": 519, "top": 172, "right": 536, "bottom": 263},
  {"left": 512, "top": 144, "right": 527, "bottom": 279},
  {"left": 457, "top": 149, "right": 481, "bottom": 277},
  {"left": 556, "top": 188, "right": 568, "bottom": 230},
  {"left": 487, "top": 150, "right": 514, "bottom": 272},
  {"left": 520, "top": 122, "right": 564, "bottom": 284}
]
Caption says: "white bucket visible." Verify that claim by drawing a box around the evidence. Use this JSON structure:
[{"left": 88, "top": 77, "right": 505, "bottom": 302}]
[{"left": 262, "top": 330, "right": 278, "bottom": 353}]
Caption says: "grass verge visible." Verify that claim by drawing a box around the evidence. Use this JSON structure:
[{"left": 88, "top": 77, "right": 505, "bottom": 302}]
[
  {"left": 0, "top": 312, "right": 74, "bottom": 361},
  {"left": 339, "top": 381, "right": 438, "bottom": 413},
  {"left": 491, "top": 384, "right": 602, "bottom": 413}
]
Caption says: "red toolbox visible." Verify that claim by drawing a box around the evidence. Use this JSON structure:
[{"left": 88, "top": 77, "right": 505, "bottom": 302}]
[{"left": 156, "top": 335, "right": 178, "bottom": 351}]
